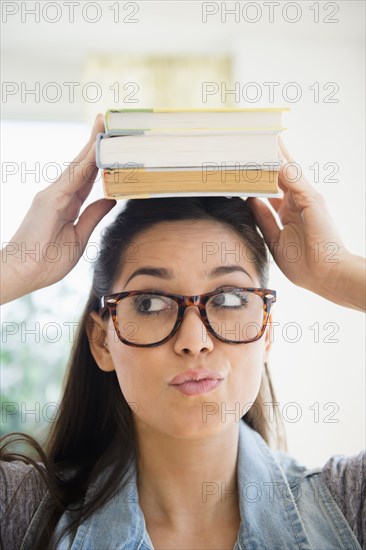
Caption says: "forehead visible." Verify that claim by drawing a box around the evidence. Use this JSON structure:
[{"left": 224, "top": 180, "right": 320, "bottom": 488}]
[
  {"left": 115, "top": 220, "right": 260, "bottom": 288},
  {"left": 132, "top": 219, "right": 243, "bottom": 246}
]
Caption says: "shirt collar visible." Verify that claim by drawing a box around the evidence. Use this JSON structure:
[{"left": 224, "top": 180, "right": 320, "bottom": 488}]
[{"left": 235, "top": 420, "right": 313, "bottom": 549}]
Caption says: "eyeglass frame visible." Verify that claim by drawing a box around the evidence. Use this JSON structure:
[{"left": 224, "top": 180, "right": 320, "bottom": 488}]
[{"left": 99, "top": 287, "right": 276, "bottom": 348}]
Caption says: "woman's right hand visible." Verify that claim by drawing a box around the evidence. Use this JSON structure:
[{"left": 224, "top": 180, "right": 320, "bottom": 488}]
[{"left": 0, "top": 114, "right": 116, "bottom": 305}]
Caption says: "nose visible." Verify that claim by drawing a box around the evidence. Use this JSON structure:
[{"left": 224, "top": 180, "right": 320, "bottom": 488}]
[
  {"left": 183, "top": 303, "right": 201, "bottom": 319},
  {"left": 173, "top": 303, "right": 214, "bottom": 354}
]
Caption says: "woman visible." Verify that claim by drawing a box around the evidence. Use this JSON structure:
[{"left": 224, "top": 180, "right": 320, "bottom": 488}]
[{"left": 0, "top": 114, "right": 365, "bottom": 550}]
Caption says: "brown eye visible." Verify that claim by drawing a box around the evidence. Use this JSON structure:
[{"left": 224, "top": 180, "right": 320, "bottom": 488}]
[
  {"left": 132, "top": 295, "right": 174, "bottom": 315},
  {"left": 210, "top": 291, "right": 249, "bottom": 309}
]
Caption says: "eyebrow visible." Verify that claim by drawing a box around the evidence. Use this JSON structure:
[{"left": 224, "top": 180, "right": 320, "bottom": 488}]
[{"left": 124, "top": 264, "right": 254, "bottom": 286}]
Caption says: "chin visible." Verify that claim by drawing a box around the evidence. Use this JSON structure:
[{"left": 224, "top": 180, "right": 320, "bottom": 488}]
[{"left": 161, "top": 415, "right": 228, "bottom": 440}]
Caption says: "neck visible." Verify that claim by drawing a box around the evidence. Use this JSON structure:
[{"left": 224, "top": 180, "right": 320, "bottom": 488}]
[{"left": 135, "top": 421, "right": 241, "bottom": 534}]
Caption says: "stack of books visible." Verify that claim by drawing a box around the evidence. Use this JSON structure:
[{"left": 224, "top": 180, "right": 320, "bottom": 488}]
[{"left": 96, "top": 108, "right": 289, "bottom": 199}]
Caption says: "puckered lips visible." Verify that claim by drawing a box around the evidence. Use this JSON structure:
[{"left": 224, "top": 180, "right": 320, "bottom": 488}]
[
  {"left": 169, "top": 368, "right": 224, "bottom": 386},
  {"left": 169, "top": 368, "right": 224, "bottom": 395}
]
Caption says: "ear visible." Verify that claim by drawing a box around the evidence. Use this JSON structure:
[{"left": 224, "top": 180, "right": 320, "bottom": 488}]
[
  {"left": 263, "top": 312, "right": 273, "bottom": 363},
  {"left": 86, "top": 311, "right": 115, "bottom": 372}
]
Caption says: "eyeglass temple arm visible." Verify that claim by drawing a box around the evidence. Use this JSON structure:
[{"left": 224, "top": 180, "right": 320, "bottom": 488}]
[{"left": 99, "top": 296, "right": 111, "bottom": 316}]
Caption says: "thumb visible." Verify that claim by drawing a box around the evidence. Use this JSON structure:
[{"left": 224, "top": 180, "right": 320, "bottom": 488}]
[
  {"left": 76, "top": 198, "right": 117, "bottom": 250},
  {"left": 247, "top": 197, "right": 281, "bottom": 258}
]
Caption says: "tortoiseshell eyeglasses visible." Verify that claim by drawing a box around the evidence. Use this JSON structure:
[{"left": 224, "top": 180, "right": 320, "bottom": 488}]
[{"left": 99, "top": 287, "right": 276, "bottom": 348}]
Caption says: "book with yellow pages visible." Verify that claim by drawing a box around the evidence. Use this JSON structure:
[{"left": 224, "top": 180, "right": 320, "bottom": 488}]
[
  {"left": 97, "top": 107, "right": 289, "bottom": 199},
  {"left": 101, "top": 166, "right": 280, "bottom": 199}
]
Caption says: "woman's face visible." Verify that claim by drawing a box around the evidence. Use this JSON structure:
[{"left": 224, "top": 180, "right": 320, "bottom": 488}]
[{"left": 90, "top": 220, "right": 272, "bottom": 439}]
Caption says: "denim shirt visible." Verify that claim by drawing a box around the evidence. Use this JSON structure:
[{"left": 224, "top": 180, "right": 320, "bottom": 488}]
[{"left": 49, "top": 420, "right": 361, "bottom": 549}]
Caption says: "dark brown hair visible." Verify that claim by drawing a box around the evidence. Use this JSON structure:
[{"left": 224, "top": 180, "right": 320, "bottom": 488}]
[{"left": 0, "top": 196, "right": 287, "bottom": 549}]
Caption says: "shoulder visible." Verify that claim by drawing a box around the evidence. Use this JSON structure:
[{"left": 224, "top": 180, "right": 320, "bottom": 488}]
[
  {"left": 272, "top": 447, "right": 365, "bottom": 548},
  {"left": 271, "top": 448, "right": 316, "bottom": 482},
  {"left": 0, "top": 459, "right": 48, "bottom": 505},
  {"left": 0, "top": 460, "right": 48, "bottom": 549},
  {"left": 321, "top": 449, "right": 365, "bottom": 496},
  {"left": 321, "top": 450, "right": 365, "bottom": 547},
  {"left": 272, "top": 446, "right": 365, "bottom": 494}
]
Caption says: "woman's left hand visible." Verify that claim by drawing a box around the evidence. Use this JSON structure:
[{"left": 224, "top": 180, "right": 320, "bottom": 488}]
[{"left": 247, "top": 138, "right": 365, "bottom": 311}]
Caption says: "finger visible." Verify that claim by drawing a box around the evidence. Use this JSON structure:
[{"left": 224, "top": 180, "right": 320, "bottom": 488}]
[
  {"left": 277, "top": 136, "right": 287, "bottom": 164},
  {"left": 74, "top": 114, "right": 104, "bottom": 164},
  {"left": 278, "top": 139, "right": 327, "bottom": 211},
  {"left": 277, "top": 136, "right": 288, "bottom": 168},
  {"left": 61, "top": 142, "right": 99, "bottom": 195},
  {"left": 267, "top": 197, "right": 283, "bottom": 213},
  {"left": 247, "top": 198, "right": 282, "bottom": 257},
  {"left": 278, "top": 137, "right": 304, "bottom": 188},
  {"left": 278, "top": 157, "right": 318, "bottom": 200},
  {"left": 75, "top": 144, "right": 101, "bottom": 203},
  {"left": 73, "top": 114, "right": 105, "bottom": 165},
  {"left": 266, "top": 189, "right": 303, "bottom": 225},
  {"left": 278, "top": 135, "right": 296, "bottom": 164},
  {"left": 75, "top": 198, "right": 117, "bottom": 251}
]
